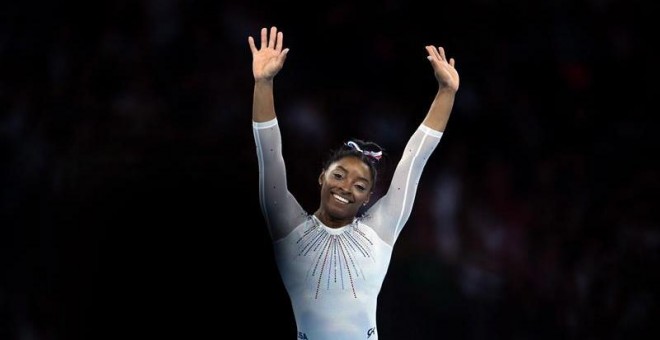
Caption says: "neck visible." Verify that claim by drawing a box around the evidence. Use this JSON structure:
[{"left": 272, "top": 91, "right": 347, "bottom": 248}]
[{"left": 314, "top": 210, "right": 353, "bottom": 229}]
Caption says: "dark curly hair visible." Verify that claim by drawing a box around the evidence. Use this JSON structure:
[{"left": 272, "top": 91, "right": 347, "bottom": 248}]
[{"left": 322, "top": 139, "right": 386, "bottom": 186}]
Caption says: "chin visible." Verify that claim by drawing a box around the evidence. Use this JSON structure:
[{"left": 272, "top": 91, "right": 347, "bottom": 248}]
[{"left": 328, "top": 207, "right": 357, "bottom": 221}]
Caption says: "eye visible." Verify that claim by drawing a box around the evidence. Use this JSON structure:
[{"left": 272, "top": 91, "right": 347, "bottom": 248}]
[
  {"left": 355, "top": 184, "right": 367, "bottom": 192},
  {"left": 332, "top": 172, "right": 344, "bottom": 180}
]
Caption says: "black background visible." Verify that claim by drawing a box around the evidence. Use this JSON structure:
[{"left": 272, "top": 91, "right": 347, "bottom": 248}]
[{"left": 2, "top": 1, "right": 658, "bottom": 339}]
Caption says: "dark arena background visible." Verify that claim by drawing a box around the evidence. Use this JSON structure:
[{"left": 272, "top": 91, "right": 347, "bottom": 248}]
[{"left": 1, "top": 1, "right": 658, "bottom": 339}]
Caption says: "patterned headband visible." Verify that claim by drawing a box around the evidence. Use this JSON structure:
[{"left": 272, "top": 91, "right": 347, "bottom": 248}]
[{"left": 346, "top": 141, "right": 382, "bottom": 161}]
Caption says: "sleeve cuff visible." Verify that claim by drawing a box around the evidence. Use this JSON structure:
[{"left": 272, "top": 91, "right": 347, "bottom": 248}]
[
  {"left": 252, "top": 118, "right": 278, "bottom": 129},
  {"left": 419, "top": 124, "right": 444, "bottom": 138}
]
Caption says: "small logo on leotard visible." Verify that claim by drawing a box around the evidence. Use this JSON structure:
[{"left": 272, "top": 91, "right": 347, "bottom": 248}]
[
  {"left": 367, "top": 327, "right": 376, "bottom": 338},
  {"left": 297, "top": 331, "right": 308, "bottom": 339}
]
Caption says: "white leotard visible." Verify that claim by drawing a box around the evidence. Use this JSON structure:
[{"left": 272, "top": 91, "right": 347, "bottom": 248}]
[{"left": 253, "top": 118, "right": 442, "bottom": 340}]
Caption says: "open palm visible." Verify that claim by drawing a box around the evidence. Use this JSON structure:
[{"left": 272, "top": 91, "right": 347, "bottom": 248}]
[{"left": 248, "top": 26, "right": 289, "bottom": 81}]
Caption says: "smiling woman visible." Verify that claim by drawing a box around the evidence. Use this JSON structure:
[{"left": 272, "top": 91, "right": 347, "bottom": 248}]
[
  {"left": 249, "top": 26, "right": 460, "bottom": 339},
  {"left": 314, "top": 139, "right": 383, "bottom": 227}
]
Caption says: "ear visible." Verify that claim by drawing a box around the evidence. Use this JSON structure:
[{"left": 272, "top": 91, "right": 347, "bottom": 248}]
[
  {"left": 364, "top": 191, "right": 373, "bottom": 205},
  {"left": 318, "top": 171, "right": 324, "bottom": 186}
]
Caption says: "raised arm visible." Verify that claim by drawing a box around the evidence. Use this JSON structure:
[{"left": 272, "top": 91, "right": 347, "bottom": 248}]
[
  {"left": 422, "top": 45, "right": 460, "bottom": 131},
  {"left": 365, "top": 46, "right": 460, "bottom": 245},
  {"left": 248, "top": 26, "right": 290, "bottom": 122},
  {"left": 250, "top": 27, "right": 306, "bottom": 241}
]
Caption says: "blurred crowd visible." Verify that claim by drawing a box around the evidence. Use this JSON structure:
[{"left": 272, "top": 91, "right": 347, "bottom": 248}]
[{"left": 1, "top": 0, "right": 657, "bottom": 339}]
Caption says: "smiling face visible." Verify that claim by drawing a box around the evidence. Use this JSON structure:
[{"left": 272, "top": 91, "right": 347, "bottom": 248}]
[{"left": 316, "top": 156, "right": 374, "bottom": 228}]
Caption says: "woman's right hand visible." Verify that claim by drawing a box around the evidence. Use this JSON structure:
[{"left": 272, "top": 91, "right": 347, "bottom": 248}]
[{"left": 248, "top": 26, "right": 290, "bottom": 82}]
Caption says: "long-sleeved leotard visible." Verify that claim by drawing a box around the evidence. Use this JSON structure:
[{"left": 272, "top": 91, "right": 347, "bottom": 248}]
[{"left": 253, "top": 118, "right": 443, "bottom": 340}]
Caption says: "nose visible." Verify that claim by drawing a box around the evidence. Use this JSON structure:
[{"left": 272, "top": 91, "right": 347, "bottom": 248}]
[{"left": 337, "top": 181, "right": 352, "bottom": 193}]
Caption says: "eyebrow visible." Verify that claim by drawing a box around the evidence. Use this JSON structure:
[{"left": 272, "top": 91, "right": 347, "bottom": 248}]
[{"left": 334, "top": 165, "right": 371, "bottom": 184}]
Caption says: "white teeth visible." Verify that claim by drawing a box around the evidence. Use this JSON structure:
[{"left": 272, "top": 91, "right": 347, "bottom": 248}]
[{"left": 333, "top": 194, "right": 349, "bottom": 204}]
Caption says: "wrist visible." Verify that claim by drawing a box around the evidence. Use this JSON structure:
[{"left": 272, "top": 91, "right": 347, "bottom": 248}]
[
  {"left": 437, "top": 86, "right": 457, "bottom": 94},
  {"left": 254, "top": 78, "right": 274, "bottom": 85}
]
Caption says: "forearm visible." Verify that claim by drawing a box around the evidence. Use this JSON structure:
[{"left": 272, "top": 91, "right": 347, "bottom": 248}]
[
  {"left": 422, "top": 88, "right": 456, "bottom": 132},
  {"left": 368, "top": 126, "right": 441, "bottom": 244},
  {"left": 252, "top": 79, "right": 277, "bottom": 122},
  {"left": 253, "top": 120, "right": 306, "bottom": 240}
]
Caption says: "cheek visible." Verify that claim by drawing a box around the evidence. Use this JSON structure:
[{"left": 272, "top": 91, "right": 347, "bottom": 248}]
[{"left": 354, "top": 190, "right": 370, "bottom": 201}]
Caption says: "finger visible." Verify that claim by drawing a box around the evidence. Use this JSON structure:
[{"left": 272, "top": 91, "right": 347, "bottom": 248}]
[
  {"left": 269, "top": 26, "right": 277, "bottom": 48},
  {"left": 248, "top": 36, "right": 257, "bottom": 54},
  {"left": 260, "top": 27, "right": 267, "bottom": 50},
  {"left": 429, "top": 45, "right": 442, "bottom": 60},
  {"left": 425, "top": 45, "right": 437, "bottom": 62},
  {"left": 425, "top": 45, "right": 434, "bottom": 58},
  {"left": 276, "top": 31, "right": 284, "bottom": 52},
  {"left": 449, "top": 58, "right": 456, "bottom": 68},
  {"left": 438, "top": 47, "right": 447, "bottom": 61}
]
